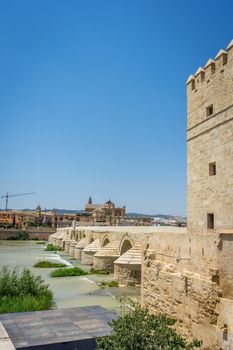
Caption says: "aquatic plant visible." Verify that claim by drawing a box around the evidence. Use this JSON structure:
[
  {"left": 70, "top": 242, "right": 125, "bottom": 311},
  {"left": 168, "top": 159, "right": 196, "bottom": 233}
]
[
  {"left": 35, "top": 241, "right": 45, "bottom": 245},
  {"left": 50, "top": 267, "right": 88, "bottom": 277},
  {"left": 34, "top": 261, "right": 66, "bottom": 268},
  {"left": 99, "top": 280, "right": 118, "bottom": 288},
  {"left": 44, "top": 243, "right": 62, "bottom": 251},
  {"left": 0, "top": 266, "right": 54, "bottom": 313}
]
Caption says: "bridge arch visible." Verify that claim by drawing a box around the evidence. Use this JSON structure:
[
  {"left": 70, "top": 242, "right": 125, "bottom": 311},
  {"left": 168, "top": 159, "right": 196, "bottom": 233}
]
[
  {"left": 119, "top": 235, "right": 134, "bottom": 256},
  {"left": 89, "top": 236, "right": 94, "bottom": 244},
  {"left": 102, "top": 235, "right": 110, "bottom": 247}
]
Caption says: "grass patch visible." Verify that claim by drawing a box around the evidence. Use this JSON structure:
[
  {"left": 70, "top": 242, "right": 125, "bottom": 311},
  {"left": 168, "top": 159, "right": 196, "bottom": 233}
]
[
  {"left": 50, "top": 267, "right": 88, "bottom": 278},
  {"left": 34, "top": 261, "right": 67, "bottom": 268},
  {"left": 0, "top": 295, "right": 53, "bottom": 313},
  {"left": 36, "top": 241, "right": 45, "bottom": 245},
  {"left": 100, "top": 280, "right": 119, "bottom": 288},
  {"left": 44, "top": 244, "right": 62, "bottom": 251},
  {"left": 90, "top": 268, "right": 110, "bottom": 275},
  {"left": 0, "top": 266, "right": 54, "bottom": 313}
]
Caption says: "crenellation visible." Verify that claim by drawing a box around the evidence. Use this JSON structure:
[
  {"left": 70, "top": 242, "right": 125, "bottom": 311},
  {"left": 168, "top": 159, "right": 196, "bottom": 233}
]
[
  {"left": 187, "top": 41, "right": 233, "bottom": 128},
  {"left": 204, "top": 58, "right": 215, "bottom": 78},
  {"left": 215, "top": 49, "right": 228, "bottom": 66},
  {"left": 194, "top": 66, "right": 205, "bottom": 82}
]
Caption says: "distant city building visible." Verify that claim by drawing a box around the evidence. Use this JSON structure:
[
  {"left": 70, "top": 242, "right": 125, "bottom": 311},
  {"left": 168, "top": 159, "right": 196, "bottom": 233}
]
[
  {"left": 84, "top": 196, "right": 126, "bottom": 225},
  {"left": 0, "top": 206, "right": 76, "bottom": 229}
]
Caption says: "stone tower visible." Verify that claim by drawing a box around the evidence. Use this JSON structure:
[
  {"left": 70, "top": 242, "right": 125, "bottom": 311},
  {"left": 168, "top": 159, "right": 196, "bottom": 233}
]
[
  {"left": 186, "top": 39, "right": 233, "bottom": 234},
  {"left": 35, "top": 204, "right": 41, "bottom": 217}
]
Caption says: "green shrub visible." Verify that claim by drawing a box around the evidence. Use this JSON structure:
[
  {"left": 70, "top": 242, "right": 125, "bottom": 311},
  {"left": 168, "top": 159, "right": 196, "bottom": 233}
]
[
  {"left": 36, "top": 241, "right": 45, "bottom": 245},
  {"left": 31, "top": 237, "right": 39, "bottom": 241},
  {"left": 90, "top": 268, "right": 110, "bottom": 275},
  {"left": 7, "top": 231, "right": 29, "bottom": 240},
  {"left": 34, "top": 261, "right": 67, "bottom": 268},
  {"left": 96, "top": 303, "right": 202, "bottom": 350},
  {"left": 0, "top": 266, "right": 54, "bottom": 313},
  {"left": 51, "top": 267, "right": 88, "bottom": 277},
  {"left": 100, "top": 280, "right": 118, "bottom": 288},
  {"left": 44, "top": 244, "right": 62, "bottom": 251}
]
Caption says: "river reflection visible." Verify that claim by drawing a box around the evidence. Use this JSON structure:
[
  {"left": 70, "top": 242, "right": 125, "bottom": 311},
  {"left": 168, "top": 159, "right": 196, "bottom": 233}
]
[{"left": 0, "top": 241, "right": 140, "bottom": 310}]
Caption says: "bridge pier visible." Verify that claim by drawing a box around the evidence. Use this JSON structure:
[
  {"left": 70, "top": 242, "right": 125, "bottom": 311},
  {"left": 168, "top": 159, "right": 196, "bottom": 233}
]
[
  {"left": 114, "top": 246, "right": 142, "bottom": 285},
  {"left": 74, "top": 237, "right": 88, "bottom": 260},
  {"left": 114, "top": 264, "right": 141, "bottom": 285},
  {"left": 69, "top": 242, "right": 77, "bottom": 257},
  {"left": 93, "top": 256, "right": 118, "bottom": 272},
  {"left": 81, "top": 239, "right": 101, "bottom": 265},
  {"left": 93, "top": 241, "right": 120, "bottom": 272},
  {"left": 57, "top": 237, "right": 64, "bottom": 248},
  {"left": 64, "top": 240, "right": 72, "bottom": 253}
]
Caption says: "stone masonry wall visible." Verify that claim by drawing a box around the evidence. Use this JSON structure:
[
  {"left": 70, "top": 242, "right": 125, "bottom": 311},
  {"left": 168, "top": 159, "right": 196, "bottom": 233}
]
[
  {"left": 142, "top": 231, "right": 233, "bottom": 348},
  {"left": 187, "top": 42, "right": 233, "bottom": 234}
]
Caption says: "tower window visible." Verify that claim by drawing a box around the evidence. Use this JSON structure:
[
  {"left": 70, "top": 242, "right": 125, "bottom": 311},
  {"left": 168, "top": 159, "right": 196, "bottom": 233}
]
[
  {"left": 206, "top": 105, "right": 213, "bottom": 117},
  {"left": 223, "top": 54, "right": 228, "bottom": 65},
  {"left": 207, "top": 213, "right": 214, "bottom": 229},
  {"left": 209, "top": 162, "right": 216, "bottom": 176},
  {"left": 223, "top": 324, "right": 228, "bottom": 342}
]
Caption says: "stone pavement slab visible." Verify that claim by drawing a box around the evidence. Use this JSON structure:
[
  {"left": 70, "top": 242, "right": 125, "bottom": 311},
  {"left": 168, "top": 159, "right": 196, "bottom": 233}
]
[{"left": 0, "top": 306, "right": 117, "bottom": 350}]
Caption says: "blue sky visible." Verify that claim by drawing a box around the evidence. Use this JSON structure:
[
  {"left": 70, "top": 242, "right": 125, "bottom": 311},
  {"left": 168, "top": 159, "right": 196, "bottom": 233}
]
[{"left": 0, "top": 0, "right": 232, "bottom": 215}]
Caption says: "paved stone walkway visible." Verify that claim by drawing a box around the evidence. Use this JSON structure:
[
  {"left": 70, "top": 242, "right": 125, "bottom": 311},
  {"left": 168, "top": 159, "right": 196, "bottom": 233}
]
[{"left": 0, "top": 306, "right": 117, "bottom": 349}]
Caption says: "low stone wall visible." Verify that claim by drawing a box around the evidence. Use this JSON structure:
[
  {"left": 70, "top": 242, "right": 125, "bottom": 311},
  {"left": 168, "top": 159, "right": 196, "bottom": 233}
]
[{"left": 0, "top": 229, "right": 55, "bottom": 240}]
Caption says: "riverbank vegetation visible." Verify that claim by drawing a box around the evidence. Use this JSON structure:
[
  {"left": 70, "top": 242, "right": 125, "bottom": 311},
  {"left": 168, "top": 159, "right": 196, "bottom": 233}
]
[
  {"left": 99, "top": 280, "right": 118, "bottom": 288},
  {"left": 6, "top": 231, "right": 29, "bottom": 240},
  {"left": 44, "top": 243, "right": 62, "bottom": 251},
  {"left": 51, "top": 267, "right": 88, "bottom": 277},
  {"left": 96, "top": 303, "right": 201, "bottom": 349},
  {"left": 34, "top": 261, "right": 66, "bottom": 268},
  {"left": 0, "top": 267, "right": 54, "bottom": 313}
]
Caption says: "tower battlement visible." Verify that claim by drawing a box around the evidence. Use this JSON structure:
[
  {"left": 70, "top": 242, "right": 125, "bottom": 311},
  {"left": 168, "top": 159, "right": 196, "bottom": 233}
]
[
  {"left": 187, "top": 39, "right": 233, "bottom": 234},
  {"left": 186, "top": 39, "right": 233, "bottom": 130}
]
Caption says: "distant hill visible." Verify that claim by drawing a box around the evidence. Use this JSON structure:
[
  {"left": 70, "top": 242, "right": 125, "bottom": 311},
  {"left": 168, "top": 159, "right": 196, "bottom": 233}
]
[
  {"left": 127, "top": 213, "right": 176, "bottom": 219},
  {"left": 16, "top": 209, "right": 184, "bottom": 220},
  {"left": 21, "top": 208, "right": 84, "bottom": 215}
]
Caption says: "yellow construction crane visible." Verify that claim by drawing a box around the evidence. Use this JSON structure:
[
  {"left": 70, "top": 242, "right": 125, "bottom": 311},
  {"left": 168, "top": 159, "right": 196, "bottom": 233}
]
[{"left": 1, "top": 192, "right": 36, "bottom": 211}]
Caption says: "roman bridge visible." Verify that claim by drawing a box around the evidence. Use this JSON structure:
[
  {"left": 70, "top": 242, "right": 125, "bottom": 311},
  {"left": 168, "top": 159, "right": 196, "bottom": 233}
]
[
  {"left": 49, "top": 226, "right": 151, "bottom": 285},
  {"left": 49, "top": 225, "right": 184, "bottom": 285}
]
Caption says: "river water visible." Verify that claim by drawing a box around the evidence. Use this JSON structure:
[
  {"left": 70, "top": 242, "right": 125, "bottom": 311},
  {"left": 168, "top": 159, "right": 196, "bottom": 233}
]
[{"left": 0, "top": 241, "right": 140, "bottom": 311}]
